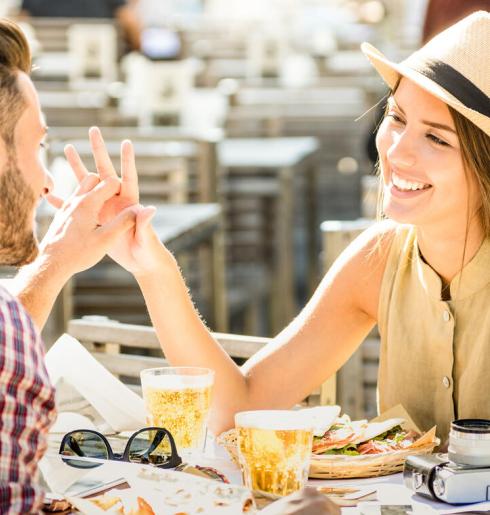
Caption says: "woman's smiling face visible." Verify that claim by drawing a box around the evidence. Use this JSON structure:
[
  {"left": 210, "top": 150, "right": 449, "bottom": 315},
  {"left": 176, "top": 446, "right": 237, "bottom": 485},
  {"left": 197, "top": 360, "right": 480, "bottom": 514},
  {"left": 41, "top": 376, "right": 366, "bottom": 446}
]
[{"left": 376, "top": 78, "right": 481, "bottom": 231}]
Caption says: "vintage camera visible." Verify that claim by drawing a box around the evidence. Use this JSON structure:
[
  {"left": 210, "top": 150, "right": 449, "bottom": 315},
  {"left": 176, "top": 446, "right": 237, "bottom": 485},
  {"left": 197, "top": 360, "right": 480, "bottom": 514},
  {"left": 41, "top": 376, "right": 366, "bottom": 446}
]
[{"left": 404, "top": 419, "right": 490, "bottom": 504}]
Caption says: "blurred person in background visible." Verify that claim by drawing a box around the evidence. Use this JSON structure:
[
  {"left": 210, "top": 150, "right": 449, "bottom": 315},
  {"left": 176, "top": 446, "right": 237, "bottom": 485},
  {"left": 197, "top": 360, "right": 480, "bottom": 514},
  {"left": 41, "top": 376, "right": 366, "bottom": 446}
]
[
  {"left": 422, "top": 0, "right": 490, "bottom": 42},
  {"left": 19, "top": 0, "right": 142, "bottom": 50}
]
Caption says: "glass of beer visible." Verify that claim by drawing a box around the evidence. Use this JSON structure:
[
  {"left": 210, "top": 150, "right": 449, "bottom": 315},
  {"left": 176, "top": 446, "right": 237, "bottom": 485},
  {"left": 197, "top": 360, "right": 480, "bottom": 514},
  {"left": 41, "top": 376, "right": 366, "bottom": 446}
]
[
  {"left": 235, "top": 410, "right": 313, "bottom": 497},
  {"left": 140, "top": 367, "right": 214, "bottom": 458}
]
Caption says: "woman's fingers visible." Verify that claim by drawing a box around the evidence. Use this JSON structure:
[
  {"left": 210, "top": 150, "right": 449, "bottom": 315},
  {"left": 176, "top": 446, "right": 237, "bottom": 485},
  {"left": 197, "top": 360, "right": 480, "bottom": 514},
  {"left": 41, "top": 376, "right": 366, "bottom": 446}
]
[
  {"left": 76, "top": 173, "right": 101, "bottom": 196},
  {"left": 89, "top": 126, "right": 118, "bottom": 180},
  {"left": 64, "top": 144, "right": 90, "bottom": 183}
]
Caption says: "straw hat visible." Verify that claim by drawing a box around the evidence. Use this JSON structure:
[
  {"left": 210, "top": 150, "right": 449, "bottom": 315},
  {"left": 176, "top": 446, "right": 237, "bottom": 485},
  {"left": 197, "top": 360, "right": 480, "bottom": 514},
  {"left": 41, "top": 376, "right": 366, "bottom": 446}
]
[{"left": 361, "top": 11, "right": 490, "bottom": 136}]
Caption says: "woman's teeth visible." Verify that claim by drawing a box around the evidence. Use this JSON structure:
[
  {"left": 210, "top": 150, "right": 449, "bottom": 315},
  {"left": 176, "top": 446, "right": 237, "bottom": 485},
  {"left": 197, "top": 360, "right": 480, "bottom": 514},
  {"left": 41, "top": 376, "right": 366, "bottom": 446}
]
[{"left": 391, "top": 172, "right": 430, "bottom": 192}]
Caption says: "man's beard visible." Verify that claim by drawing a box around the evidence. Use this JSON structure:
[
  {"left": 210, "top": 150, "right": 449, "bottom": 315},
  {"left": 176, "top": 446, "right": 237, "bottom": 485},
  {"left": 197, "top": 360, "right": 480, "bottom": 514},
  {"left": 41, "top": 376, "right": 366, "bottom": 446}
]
[{"left": 0, "top": 160, "right": 39, "bottom": 266}]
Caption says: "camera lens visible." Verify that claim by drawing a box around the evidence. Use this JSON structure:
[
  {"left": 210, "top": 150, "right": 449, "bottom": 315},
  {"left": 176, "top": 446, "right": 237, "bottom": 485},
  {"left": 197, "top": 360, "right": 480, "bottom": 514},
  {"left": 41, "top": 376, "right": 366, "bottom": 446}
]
[{"left": 448, "top": 419, "right": 490, "bottom": 467}]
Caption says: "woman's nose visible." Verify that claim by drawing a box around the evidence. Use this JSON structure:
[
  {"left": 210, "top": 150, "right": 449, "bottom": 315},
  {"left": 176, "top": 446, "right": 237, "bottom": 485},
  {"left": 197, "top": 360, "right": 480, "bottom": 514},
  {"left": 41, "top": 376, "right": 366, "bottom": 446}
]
[{"left": 386, "top": 130, "right": 417, "bottom": 169}]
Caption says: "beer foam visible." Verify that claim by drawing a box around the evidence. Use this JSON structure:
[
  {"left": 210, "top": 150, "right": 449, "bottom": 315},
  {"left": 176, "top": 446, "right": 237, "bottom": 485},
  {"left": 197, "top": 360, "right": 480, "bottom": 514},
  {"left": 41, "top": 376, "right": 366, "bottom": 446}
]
[
  {"left": 142, "top": 373, "right": 213, "bottom": 390},
  {"left": 235, "top": 410, "right": 313, "bottom": 431}
]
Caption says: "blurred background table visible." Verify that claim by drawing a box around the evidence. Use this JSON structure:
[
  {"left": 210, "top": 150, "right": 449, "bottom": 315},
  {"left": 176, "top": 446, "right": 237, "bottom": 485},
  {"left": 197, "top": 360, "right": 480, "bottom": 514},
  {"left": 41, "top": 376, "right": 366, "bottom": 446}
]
[{"left": 219, "top": 137, "right": 320, "bottom": 331}]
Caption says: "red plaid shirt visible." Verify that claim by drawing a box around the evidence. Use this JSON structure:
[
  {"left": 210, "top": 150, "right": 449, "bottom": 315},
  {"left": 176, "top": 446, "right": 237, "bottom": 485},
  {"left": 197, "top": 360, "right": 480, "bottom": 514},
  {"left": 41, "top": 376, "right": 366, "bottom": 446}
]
[{"left": 0, "top": 286, "right": 56, "bottom": 513}]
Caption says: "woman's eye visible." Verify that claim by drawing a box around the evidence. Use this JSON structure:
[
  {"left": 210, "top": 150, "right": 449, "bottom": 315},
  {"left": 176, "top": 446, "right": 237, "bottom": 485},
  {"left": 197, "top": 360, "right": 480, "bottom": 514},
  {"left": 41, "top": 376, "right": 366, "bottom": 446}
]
[
  {"left": 40, "top": 142, "right": 49, "bottom": 150},
  {"left": 427, "top": 134, "right": 449, "bottom": 146},
  {"left": 386, "top": 112, "right": 404, "bottom": 123}
]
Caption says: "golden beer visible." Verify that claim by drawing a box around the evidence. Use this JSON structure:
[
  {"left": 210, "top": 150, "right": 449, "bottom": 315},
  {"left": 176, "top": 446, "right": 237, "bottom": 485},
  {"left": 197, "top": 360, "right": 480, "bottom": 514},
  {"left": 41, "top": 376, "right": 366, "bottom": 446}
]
[
  {"left": 141, "top": 367, "right": 214, "bottom": 455},
  {"left": 236, "top": 411, "right": 313, "bottom": 497}
]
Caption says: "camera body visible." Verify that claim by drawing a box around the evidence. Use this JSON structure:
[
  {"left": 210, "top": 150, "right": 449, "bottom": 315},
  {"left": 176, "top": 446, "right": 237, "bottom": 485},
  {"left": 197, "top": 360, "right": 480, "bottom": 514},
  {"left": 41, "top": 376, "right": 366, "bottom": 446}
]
[
  {"left": 404, "top": 454, "right": 490, "bottom": 503},
  {"left": 404, "top": 419, "right": 490, "bottom": 504}
]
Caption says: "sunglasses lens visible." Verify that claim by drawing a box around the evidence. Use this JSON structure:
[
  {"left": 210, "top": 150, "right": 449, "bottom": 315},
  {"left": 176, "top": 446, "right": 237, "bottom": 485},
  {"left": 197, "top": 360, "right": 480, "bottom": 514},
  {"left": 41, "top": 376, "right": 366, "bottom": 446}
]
[
  {"left": 128, "top": 429, "right": 176, "bottom": 467},
  {"left": 60, "top": 431, "right": 109, "bottom": 468}
]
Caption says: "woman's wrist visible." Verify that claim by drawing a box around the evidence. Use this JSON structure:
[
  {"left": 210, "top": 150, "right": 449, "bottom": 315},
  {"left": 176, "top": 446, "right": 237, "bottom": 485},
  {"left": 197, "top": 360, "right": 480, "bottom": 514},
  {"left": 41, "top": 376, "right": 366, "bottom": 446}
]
[{"left": 132, "top": 245, "right": 179, "bottom": 284}]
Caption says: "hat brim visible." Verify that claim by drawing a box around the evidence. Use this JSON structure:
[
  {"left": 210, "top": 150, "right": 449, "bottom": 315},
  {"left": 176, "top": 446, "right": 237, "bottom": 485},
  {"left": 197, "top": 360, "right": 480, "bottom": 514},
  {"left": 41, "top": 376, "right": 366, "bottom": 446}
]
[{"left": 361, "top": 42, "right": 490, "bottom": 136}]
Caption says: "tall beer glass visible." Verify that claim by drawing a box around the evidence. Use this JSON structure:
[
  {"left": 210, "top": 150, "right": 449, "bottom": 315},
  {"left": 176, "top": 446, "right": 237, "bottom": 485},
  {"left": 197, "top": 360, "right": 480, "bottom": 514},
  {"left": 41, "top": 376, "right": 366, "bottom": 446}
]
[
  {"left": 235, "top": 410, "right": 313, "bottom": 496},
  {"left": 141, "top": 367, "right": 214, "bottom": 458}
]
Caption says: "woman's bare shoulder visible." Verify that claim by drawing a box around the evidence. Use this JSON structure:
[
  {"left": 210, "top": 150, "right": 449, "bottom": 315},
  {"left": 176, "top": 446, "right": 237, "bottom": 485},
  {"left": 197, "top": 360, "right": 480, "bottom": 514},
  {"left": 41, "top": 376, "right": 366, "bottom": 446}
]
[
  {"left": 333, "top": 220, "right": 398, "bottom": 268},
  {"left": 336, "top": 220, "right": 399, "bottom": 320}
]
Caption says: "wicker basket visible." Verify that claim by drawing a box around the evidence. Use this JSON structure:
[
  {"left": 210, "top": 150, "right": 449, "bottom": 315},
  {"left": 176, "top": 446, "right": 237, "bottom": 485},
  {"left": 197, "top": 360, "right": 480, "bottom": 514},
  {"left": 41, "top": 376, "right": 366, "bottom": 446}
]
[
  {"left": 309, "top": 440, "right": 438, "bottom": 479},
  {"left": 217, "top": 429, "right": 439, "bottom": 479},
  {"left": 217, "top": 429, "right": 241, "bottom": 466}
]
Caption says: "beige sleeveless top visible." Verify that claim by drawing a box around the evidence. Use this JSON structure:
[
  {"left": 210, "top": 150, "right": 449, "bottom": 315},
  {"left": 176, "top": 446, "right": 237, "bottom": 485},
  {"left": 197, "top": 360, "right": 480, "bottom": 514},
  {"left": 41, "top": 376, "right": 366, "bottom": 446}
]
[{"left": 378, "top": 225, "right": 490, "bottom": 441}]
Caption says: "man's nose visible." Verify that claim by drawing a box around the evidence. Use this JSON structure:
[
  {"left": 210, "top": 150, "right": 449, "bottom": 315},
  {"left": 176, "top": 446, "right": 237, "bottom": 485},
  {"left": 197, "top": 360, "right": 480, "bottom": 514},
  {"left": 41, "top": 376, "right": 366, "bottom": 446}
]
[{"left": 42, "top": 168, "right": 55, "bottom": 196}]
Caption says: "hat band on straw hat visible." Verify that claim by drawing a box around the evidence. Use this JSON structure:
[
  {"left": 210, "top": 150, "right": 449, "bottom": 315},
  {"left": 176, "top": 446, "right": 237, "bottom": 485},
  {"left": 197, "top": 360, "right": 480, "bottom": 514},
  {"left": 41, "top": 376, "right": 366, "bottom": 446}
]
[{"left": 407, "top": 56, "right": 490, "bottom": 117}]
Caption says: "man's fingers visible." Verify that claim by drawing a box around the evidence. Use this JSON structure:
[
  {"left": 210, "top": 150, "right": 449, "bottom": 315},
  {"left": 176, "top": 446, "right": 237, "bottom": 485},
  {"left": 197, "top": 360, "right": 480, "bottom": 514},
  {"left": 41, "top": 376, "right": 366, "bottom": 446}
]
[
  {"left": 120, "top": 139, "right": 139, "bottom": 200},
  {"left": 89, "top": 126, "right": 118, "bottom": 180},
  {"left": 44, "top": 193, "right": 64, "bottom": 209},
  {"left": 64, "top": 144, "right": 90, "bottom": 183}
]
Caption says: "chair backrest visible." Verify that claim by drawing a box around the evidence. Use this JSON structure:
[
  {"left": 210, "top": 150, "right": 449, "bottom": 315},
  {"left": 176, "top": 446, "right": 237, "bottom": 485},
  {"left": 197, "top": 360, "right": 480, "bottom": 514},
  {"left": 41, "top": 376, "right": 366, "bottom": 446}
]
[
  {"left": 66, "top": 317, "right": 337, "bottom": 406},
  {"left": 68, "top": 23, "right": 118, "bottom": 85},
  {"left": 47, "top": 126, "right": 222, "bottom": 203},
  {"left": 48, "top": 138, "right": 190, "bottom": 204},
  {"left": 246, "top": 30, "right": 290, "bottom": 79},
  {"left": 67, "top": 317, "right": 270, "bottom": 385},
  {"left": 121, "top": 55, "right": 195, "bottom": 125}
]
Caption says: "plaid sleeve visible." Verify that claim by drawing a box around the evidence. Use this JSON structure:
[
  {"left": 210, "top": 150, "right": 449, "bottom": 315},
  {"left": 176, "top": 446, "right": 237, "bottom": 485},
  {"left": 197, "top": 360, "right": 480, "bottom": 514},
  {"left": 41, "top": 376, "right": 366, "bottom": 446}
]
[{"left": 0, "top": 287, "right": 56, "bottom": 514}]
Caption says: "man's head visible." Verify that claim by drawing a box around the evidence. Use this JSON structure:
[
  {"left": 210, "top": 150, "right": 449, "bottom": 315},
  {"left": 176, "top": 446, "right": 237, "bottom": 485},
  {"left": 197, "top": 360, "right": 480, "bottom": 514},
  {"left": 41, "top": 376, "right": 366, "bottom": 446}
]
[{"left": 0, "top": 18, "right": 53, "bottom": 266}]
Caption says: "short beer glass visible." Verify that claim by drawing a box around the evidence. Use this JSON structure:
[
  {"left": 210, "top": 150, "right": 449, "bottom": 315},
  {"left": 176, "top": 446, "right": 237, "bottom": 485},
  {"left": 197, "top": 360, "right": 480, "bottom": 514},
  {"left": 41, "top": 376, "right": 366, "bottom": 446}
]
[
  {"left": 140, "top": 367, "right": 214, "bottom": 458},
  {"left": 235, "top": 410, "right": 313, "bottom": 496}
]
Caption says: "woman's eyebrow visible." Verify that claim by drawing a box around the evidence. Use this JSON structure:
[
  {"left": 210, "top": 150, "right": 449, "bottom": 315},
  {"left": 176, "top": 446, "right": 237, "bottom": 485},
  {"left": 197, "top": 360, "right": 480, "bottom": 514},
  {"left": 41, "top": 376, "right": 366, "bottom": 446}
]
[
  {"left": 421, "top": 120, "right": 456, "bottom": 134},
  {"left": 388, "top": 97, "right": 456, "bottom": 134}
]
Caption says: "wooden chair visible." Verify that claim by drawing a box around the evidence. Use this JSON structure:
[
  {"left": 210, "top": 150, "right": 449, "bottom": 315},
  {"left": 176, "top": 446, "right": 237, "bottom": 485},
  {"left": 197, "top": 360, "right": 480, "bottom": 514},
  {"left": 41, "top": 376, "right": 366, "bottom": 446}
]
[
  {"left": 120, "top": 54, "right": 195, "bottom": 126},
  {"left": 67, "top": 23, "right": 118, "bottom": 86},
  {"left": 67, "top": 317, "right": 269, "bottom": 392},
  {"left": 320, "top": 219, "right": 379, "bottom": 419},
  {"left": 47, "top": 138, "right": 190, "bottom": 205},
  {"left": 47, "top": 126, "right": 223, "bottom": 203},
  {"left": 67, "top": 316, "right": 335, "bottom": 405}
]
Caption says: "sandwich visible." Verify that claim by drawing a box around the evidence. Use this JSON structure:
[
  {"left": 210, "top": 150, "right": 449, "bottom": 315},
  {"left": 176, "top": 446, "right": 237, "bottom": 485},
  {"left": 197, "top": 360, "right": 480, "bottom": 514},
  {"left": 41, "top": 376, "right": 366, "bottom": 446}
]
[{"left": 312, "top": 416, "right": 420, "bottom": 455}]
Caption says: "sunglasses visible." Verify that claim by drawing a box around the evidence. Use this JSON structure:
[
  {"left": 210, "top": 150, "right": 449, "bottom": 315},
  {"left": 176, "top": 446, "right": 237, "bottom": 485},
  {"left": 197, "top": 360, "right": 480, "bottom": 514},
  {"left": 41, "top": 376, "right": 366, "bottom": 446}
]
[{"left": 59, "top": 427, "right": 182, "bottom": 469}]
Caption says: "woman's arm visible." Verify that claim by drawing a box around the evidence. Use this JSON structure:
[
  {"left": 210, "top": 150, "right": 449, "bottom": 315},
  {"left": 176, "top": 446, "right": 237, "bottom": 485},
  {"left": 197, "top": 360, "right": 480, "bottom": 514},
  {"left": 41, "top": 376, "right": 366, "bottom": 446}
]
[
  {"left": 130, "top": 220, "right": 395, "bottom": 434},
  {"left": 61, "top": 131, "right": 395, "bottom": 434}
]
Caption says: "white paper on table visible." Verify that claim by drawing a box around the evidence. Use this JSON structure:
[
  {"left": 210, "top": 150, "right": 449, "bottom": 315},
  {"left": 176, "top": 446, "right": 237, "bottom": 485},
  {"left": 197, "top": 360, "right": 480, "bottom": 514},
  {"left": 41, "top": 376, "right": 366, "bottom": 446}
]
[
  {"left": 121, "top": 462, "right": 255, "bottom": 515},
  {"left": 45, "top": 334, "right": 147, "bottom": 433}
]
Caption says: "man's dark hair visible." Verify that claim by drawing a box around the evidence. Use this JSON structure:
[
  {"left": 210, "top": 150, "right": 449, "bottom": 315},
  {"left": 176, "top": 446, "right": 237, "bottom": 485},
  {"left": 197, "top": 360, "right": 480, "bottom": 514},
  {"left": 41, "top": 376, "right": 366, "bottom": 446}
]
[{"left": 0, "top": 18, "right": 31, "bottom": 147}]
